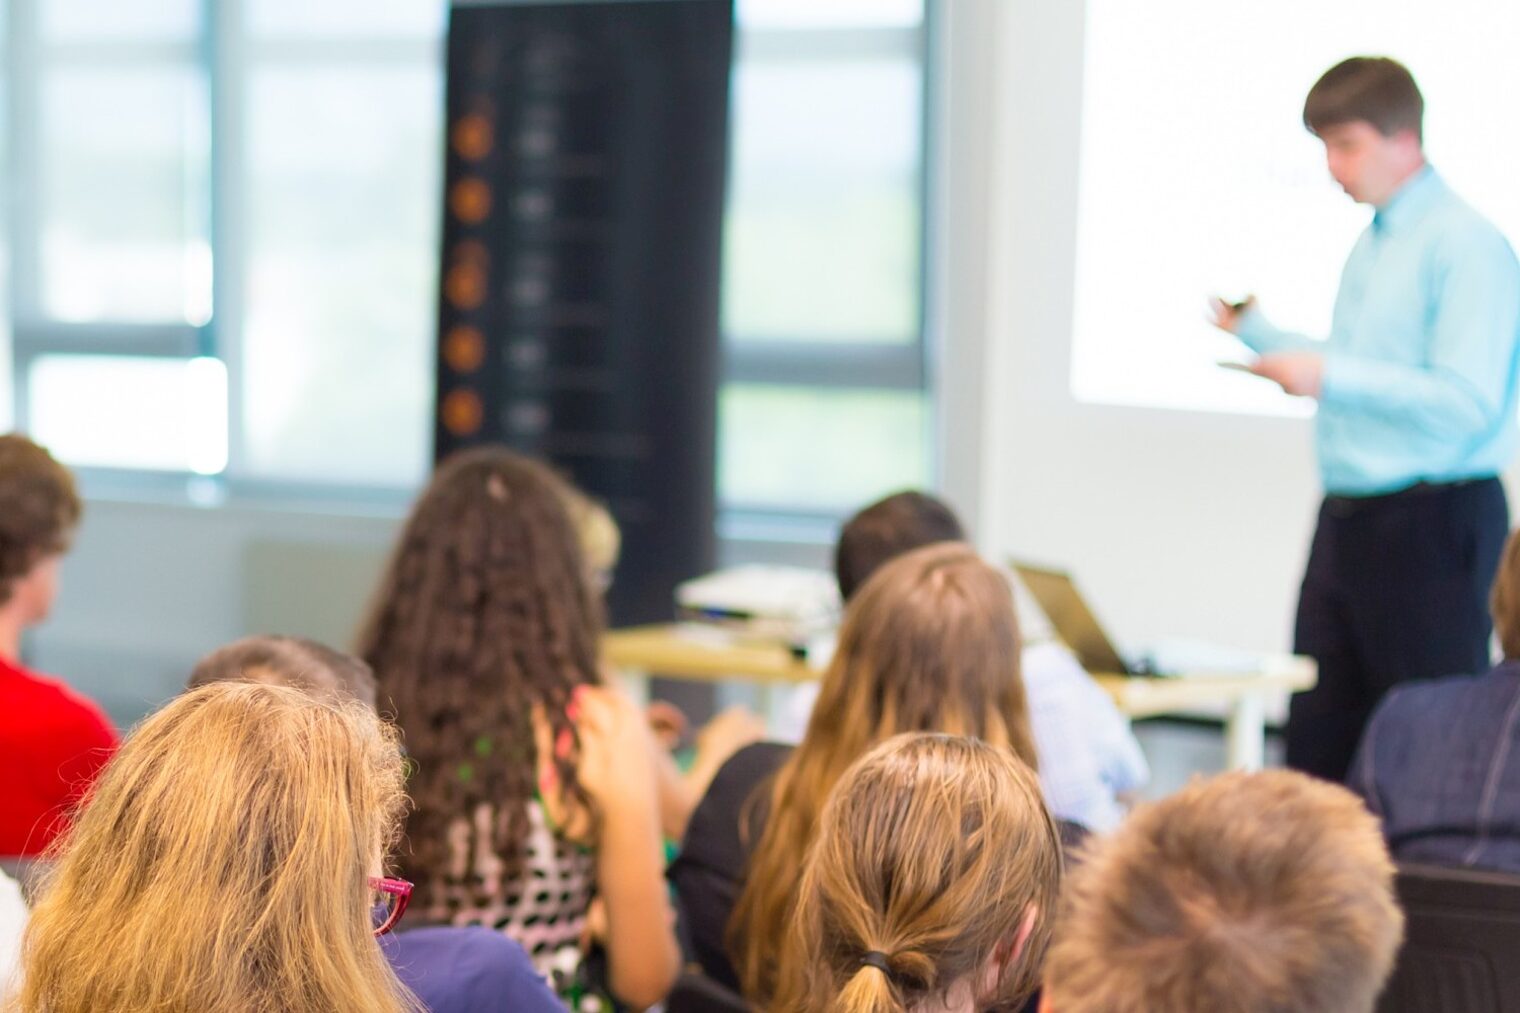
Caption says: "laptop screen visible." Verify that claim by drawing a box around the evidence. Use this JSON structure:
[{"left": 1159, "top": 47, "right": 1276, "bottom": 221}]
[{"left": 1012, "top": 563, "right": 1131, "bottom": 675}]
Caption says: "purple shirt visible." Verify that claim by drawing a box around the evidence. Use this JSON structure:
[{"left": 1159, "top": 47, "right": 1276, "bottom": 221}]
[{"left": 381, "top": 925, "right": 562, "bottom": 1013}]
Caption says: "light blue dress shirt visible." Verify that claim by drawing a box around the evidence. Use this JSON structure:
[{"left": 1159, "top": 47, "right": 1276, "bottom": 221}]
[{"left": 1236, "top": 166, "right": 1520, "bottom": 496}]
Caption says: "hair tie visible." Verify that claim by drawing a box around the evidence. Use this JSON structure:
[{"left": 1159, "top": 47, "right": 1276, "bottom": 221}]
[{"left": 859, "top": 951, "right": 892, "bottom": 975}]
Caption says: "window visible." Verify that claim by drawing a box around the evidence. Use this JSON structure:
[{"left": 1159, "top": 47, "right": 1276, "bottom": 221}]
[
  {"left": 4, "top": 0, "right": 932, "bottom": 514},
  {"left": 9, "top": 0, "right": 215, "bottom": 470},
  {"left": 238, "top": 5, "right": 442, "bottom": 485},
  {"left": 0, "top": 8, "right": 11, "bottom": 433},
  {"left": 1072, "top": 0, "right": 1520, "bottom": 417},
  {"left": 721, "top": 0, "right": 931, "bottom": 514}
]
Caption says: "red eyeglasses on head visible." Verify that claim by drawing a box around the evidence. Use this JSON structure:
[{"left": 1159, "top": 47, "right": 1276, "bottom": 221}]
[{"left": 369, "top": 876, "right": 413, "bottom": 937}]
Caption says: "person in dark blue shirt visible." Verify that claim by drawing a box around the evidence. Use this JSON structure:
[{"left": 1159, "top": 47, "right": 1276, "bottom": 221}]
[{"left": 1351, "top": 529, "right": 1520, "bottom": 873}]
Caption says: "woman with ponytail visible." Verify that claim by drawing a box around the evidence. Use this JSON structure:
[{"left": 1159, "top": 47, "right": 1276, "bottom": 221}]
[
  {"left": 672, "top": 542, "right": 1044, "bottom": 1001},
  {"left": 774, "top": 732, "right": 1061, "bottom": 1013}
]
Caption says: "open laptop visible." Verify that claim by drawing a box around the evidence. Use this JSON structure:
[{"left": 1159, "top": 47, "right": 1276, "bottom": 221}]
[
  {"left": 1013, "top": 562, "right": 1273, "bottom": 678},
  {"left": 1012, "top": 562, "right": 1159, "bottom": 676}
]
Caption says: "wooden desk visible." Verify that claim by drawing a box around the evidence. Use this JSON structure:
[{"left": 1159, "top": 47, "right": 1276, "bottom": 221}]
[{"left": 604, "top": 624, "right": 1317, "bottom": 772}]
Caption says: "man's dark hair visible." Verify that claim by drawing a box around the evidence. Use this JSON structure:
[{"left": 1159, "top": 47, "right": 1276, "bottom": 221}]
[
  {"left": 834, "top": 491, "right": 965, "bottom": 600},
  {"left": 1303, "top": 57, "right": 1423, "bottom": 142}
]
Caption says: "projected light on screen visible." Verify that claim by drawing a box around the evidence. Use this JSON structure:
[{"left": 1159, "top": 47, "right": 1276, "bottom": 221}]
[{"left": 1072, "top": 0, "right": 1520, "bottom": 417}]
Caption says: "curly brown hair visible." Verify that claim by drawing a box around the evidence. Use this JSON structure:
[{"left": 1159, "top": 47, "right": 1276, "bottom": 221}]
[
  {"left": 356, "top": 446, "right": 603, "bottom": 911},
  {"left": 0, "top": 434, "right": 81, "bottom": 607}
]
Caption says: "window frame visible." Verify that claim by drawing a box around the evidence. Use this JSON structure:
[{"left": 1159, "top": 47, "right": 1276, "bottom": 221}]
[
  {"left": 719, "top": 10, "right": 936, "bottom": 520},
  {"left": 1, "top": 0, "right": 937, "bottom": 523}
]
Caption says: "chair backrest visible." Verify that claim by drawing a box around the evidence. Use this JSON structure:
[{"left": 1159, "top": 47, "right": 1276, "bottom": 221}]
[
  {"left": 1379, "top": 861, "right": 1520, "bottom": 1012},
  {"left": 665, "top": 971, "right": 751, "bottom": 1013}
]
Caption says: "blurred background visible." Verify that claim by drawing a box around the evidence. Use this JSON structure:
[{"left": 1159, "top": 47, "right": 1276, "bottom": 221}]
[{"left": 3, "top": 1, "right": 1519, "bottom": 781}]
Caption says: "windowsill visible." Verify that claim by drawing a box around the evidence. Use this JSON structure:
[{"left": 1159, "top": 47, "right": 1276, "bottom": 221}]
[
  {"left": 74, "top": 469, "right": 415, "bottom": 521},
  {"left": 73, "top": 468, "right": 850, "bottom": 558}
]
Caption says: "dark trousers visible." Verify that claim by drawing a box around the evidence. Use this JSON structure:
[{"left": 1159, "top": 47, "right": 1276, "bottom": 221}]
[{"left": 1285, "top": 477, "right": 1509, "bottom": 782}]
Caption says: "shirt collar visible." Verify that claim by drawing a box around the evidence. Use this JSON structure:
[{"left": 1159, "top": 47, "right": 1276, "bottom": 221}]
[{"left": 1373, "top": 165, "right": 1442, "bottom": 234}]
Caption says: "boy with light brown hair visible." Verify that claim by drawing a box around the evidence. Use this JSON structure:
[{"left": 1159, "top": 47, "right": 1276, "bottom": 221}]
[{"left": 1041, "top": 769, "right": 1404, "bottom": 1013}]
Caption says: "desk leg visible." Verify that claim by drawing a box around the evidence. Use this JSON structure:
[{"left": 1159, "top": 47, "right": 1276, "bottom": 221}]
[
  {"left": 1226, "top": 692, "right": 1266, "bottom": 771},
  {"left": 757, "top": 683, "right": 777, "bottom": 736},
  {"left": 619, "top": 667, "right": 651, "bottom": 709}
]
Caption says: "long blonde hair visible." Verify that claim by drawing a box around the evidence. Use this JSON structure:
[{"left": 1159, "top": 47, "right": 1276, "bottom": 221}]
[
  {"left": 775, "top": 733, "right": 1061, "bottom": 1013},
  {"left": 732, "top": 542, "right": 1038, "bottom": 1004},
  {"left": 13, "top": 681, "right": 415, "bottom": 1013}
]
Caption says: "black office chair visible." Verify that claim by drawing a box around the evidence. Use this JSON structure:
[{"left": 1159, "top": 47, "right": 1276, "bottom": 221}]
[{"left": 1379, "top": 861, "right": 1520, "bottom": 1012}]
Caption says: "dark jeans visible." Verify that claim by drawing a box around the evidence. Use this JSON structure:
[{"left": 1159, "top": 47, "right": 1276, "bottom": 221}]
[{"left": 1286, "top": 477, "right": 1509, "bottom": 782}]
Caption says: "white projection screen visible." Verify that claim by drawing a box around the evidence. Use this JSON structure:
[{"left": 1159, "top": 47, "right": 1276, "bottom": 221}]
[{"left": 1072, "top": 0, "right": 1520, "bottom": 417}]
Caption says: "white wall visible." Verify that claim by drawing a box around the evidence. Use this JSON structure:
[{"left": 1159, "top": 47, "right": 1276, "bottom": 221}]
[
  {"left": 32, "top": 496, "right": 401, "bottom": 727},
  {"left": 941, "top": 0, "right": 1518, "bottom": 662}
]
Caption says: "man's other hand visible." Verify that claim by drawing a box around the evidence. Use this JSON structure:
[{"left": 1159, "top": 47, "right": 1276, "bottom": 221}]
[
  {"left": 1208, "top": 295, "right": 1255, "bottom": 334},
  {"left": 1250, "top": 351, "right": 1324, "bottom": 398}
]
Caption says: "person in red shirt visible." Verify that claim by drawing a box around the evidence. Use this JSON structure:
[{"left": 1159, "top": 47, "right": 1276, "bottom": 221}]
[{"left": 0, "top": 435, "right": 117, "bottom": 859}]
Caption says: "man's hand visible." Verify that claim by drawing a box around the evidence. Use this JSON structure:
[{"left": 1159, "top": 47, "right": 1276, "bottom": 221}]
[
  {"left": 1208, "top": 295, "right": 1255, "bottom": 334},
  {"left": 1250, "top": 351, "right": 1324, "bottom": 398}
]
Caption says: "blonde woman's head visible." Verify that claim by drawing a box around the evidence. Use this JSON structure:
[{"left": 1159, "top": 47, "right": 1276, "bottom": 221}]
[
  {"left": 776, "top": 733, "right": 1062, "bottom": 1013},
  {"left": 16, "top": 681, "right": 414, "bottom": 1013},
  {"left": 556, "top": 481, "right": 621, "bottom": 593}
]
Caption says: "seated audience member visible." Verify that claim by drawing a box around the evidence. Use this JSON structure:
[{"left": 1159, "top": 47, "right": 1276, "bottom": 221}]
[
  {"left": 671, "top": 543, "right": 1046, "bottom": 1002},
  {"left": 556, "top": 480, "right": 764, "bottom": 838},
  {"left": 0, "top": 435, "right": 117, "bottom": 861},
  {"left": 830, "top": 490, "right": 1148, "bottom": 832},
  {"left": 358, "top": 446, "right": 679, "bottom": 1008},
  {"left": 775, "top": 733, "right": 1062, "bottom": 1013},
  {"left": 187, "top": 633, "right": 379, "bottom": 705},
  {"left": 14, "top": 682, "right": 417, "bottom": 1012},
  {"left": 1351, "top": 527, "right": 1520, "bottom": 872},
  {"left": 1041, "top": 770, "right": 1403, "bottom": 1013},
  {"left": 555, "top": 477, "right": 621, "bottom": 597},
  {"left": 187, "top": 635, "right": 561, "bottom": 1013}
]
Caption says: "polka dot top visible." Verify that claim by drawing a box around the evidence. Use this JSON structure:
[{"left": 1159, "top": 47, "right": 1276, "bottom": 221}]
[{"left": 425, "top": 799, "right": 597, "bottom": 998}]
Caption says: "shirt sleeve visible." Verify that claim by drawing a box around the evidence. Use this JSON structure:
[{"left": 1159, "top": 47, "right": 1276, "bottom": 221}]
[
  {"left": 54, "top": 706, "right": 119, "bottom": 808},
  {"left": 1233, "top": 305, "right": 1321, "bottom": 355},
  {"left": 1078, "top": 673, "right": 1150, "bottom": 795},
  {"left": 496, "top": 937, "right": 564, "bottom": 1013},
  {"left": 1320, "top": 225, "right": 1520, "bottom": 439},
  {"left": 22, "top": 703, "right": 119, "bottom": 853}
]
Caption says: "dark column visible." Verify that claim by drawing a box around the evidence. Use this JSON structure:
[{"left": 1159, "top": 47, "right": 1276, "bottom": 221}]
[{"left": 436, "top": 0, "right": 732, "bottom": 625}]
